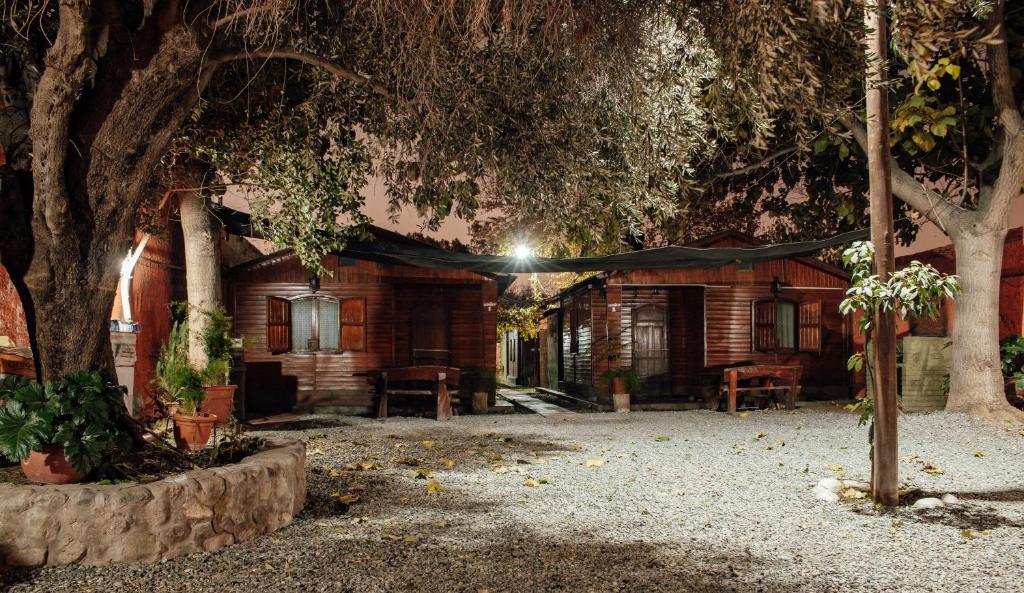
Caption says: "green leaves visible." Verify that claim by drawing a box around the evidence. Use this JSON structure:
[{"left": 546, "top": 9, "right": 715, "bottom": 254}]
[{"left": 0, "top": 372, "right": 133, "bottom": 474}]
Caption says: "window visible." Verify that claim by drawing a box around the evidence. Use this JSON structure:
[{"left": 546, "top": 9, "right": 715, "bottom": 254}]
[
  {"left": 752, "top": 299, "right": 822, "bottom": 353},
  {"left": 266, "top": 296, "right": 365, "bottom": 353}
]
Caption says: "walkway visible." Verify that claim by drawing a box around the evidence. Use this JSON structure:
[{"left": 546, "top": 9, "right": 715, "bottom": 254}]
[{"left": 497, "top": 388, "right": 578, "bottom": 419}]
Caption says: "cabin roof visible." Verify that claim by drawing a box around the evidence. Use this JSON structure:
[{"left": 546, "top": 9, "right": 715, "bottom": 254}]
[{"left": 541, "top": 230, "right": 850, "bottom": 306}]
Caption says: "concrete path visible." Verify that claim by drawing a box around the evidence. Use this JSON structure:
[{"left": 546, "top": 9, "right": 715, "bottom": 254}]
[{"left": 497, "top": 388, "right": 577, "bottom": 419}]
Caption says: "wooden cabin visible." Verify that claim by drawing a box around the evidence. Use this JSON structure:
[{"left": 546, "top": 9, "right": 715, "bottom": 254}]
[
  {"left": 226, "top": 247, "right": 502, "bottom": 414},
  {"left": 538, "top": 231, "right": 855, "bottom": 404}
]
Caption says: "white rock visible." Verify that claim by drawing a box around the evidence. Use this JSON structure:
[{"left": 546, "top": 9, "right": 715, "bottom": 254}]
[
  {"left": 912, "top": 497, "right": 946, "bottom": 510},
  {"left": 813, "top": 484, "right": 840, "bottom": 502},
  {"left": 817, "top": 478, "right": 842, "bottom": 493},
  {"left": 941, "top": 493, "right": 959, "bottom": 505}
]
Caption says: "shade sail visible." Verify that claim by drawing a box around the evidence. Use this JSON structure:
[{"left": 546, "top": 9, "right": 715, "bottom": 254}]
[{"left": 210, "top": 203, "right": 866, "bottom": 274}]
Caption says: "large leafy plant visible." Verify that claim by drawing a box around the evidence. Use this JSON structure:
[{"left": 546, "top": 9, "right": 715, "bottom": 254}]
[
  {"left": 999, "top": 335, "right": 1024, "bottom": 391},
  {"left": 0, "top": 372, "right": 134, "bottom": 474},
  {"left": 839, "top": 241, "right": 960, "bottom": 452}
]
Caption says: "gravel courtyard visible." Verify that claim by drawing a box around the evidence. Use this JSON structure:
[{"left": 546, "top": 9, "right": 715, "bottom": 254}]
[{"left": 4, "top": 408, "right": 1023, "bottom": 593}]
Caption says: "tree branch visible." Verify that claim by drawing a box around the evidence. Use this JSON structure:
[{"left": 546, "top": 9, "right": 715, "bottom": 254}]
[
  {"left": 987, "top": 1, "right": 1022, "bottom": 137},
  {"left": 840, "top": 114, "right": 967, "bottom": 234},
  {"left": 212, "top": 48, "right": 408, "bottom": 103},
  {"left": 211, "top": 5, "right": 279, "bottom": 29},
  {"left": 713, "top": 147, "right": 797, "bottom": 181}
]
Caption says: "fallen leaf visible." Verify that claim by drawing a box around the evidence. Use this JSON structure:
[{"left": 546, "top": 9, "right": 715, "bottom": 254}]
[
  {"left": 585, "top": 458, "right": 606, "bottom": 467},
  {"left": 491, "top": 465, "right": 509, "bottom": 474},
  {"left": 828, "top": 464, "right": 845, "bottom": 472},
  {"left": 263, "top": 562, "right": 276, "bottom": 572},
  {"left": 655, "top": 435, "right": 671, "bottom": 442},
  {"left": 421, "top": 440, "right": 436, "bottom": 448},
  {"left": 309, "top": 448, "right": 324, "bottom": 456},
  {"left": 441, "top": 458, "right": 456, "bottom": 468},
  {"left": 974, "top": 451, "right": 987, "bottom": 458},
  {"left": 921, "top": 463, "right": 944, "bottom": 475},
  {"left": 328, "top": 469, "right": 342, "bottom": 478},
  {"left": 414, "top": 468, "right": 433, "bottom": 480},
  {"left": 891, "top": 519, "right": 904, "bottom": 528},
  {"left": 425, "top": 480, "right": 445, "bottom": 494},
  {"left": 754, "top": 432, "right": 767, "bottom": 440},
  {"left": 738, "top": 411, "right": 750, "bottom": 418},
  {"left": 331, "top": 492, "right": 360, "bottom": 504},
  {"left": 524, "top": 478, "right": 539, "bottom": 487},
  {"left": 961, "top": 529, "right": 976, "bottom": 540},
  {"left": 840, "top": 487, "right": 867, "bottom": 500}
]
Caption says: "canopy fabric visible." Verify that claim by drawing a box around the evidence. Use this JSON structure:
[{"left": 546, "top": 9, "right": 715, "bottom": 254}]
[{"left": 211, "top": 203, "right": 866, "bottom": 274}]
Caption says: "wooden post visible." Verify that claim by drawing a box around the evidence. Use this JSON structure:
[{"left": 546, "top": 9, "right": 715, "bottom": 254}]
[{"left": 864, "top": 0, "right": 899, "bottom": 506}]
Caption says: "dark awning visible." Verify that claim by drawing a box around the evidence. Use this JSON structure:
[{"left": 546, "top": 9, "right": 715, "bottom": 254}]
[{"left": 210, "top": 203, "right": 865, "bottom": 274}]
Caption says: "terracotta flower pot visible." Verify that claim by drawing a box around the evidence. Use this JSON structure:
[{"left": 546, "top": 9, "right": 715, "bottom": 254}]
[
  {"left": 201, "top": 385, "right": 237, "bottom": 427},
  {"left": 21, "top": 445, "right": 84, "bottom": 484},
  {"left": 172, "top": 413, "right": 218, "bottom": 450},
  {"left": 610, "top": 376, "right": 628, "bottom": 396}
]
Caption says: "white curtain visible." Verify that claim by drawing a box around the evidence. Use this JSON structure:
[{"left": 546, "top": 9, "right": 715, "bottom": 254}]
[
  {"left": 291, "top": 298, "right": 314, "bottom": 351},
  {"left": 776, "top": 301, "right": 796, "bottom": 349},
  {"left": 319, "top": 299, "right": 340, "bottom": 350}
]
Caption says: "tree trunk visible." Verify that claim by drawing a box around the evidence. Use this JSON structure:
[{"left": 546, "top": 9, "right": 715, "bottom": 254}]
[
  {"left": 863, "top": 0, "right": 899, "bottom": 506},
  {"left": 946, "top": 229, "right": 1024, "bottom": 424},
  {"left": 17, "top": 9, "right": 216, "bottom": 382},
  {"left": 180, "top": 191, "right": 223, "bottom": 370}
]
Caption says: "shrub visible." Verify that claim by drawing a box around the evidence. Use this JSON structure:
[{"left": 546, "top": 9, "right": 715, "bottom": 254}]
[
  {"left": 201, "top": 306, "right": 234, "bottom": 386},
  {"left": 0, "top": 372, "right": 135, "bottom": 474},
  {"left": 155, "top": 318, "right": 206, "bottom": 414}
]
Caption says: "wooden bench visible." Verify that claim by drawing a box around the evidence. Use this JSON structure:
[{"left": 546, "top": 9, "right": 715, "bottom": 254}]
[
  {"left": 713, "top": 364, "right": 802, "bottom": 414},
  {"left": 368, "top": 365, "right": 460, "bottom": 420}
]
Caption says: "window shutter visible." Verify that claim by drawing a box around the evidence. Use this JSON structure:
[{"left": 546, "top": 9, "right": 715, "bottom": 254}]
[
  {"left": 799, "top": 301, "right": 823, "bottom": 352},
  {"left": 267, "top": 297, "right": 291, "bottom": 353},
  {"left": 340, "top": 297, "right": 366, "bottom": 351},
  {"left": 752, "top": 299, "right": 777, "bottom": 352}
]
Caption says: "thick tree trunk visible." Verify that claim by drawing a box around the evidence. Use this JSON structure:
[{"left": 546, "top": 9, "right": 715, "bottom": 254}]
[
  {"left": 946, "top": 229, "right": 1024, "bottom": 424},
  {"left": 180, "top": 191, "right": 223, "bottom": 369}
]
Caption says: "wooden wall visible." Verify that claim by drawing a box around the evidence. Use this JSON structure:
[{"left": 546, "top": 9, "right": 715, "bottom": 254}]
[
  {"left": 549, "top": 240, "right": 854, "bottom": 400},
  {"left": 0, "top": 265, "right": 29, "bottom": 348},
  {"left": 703, "top": 285, "right": 850, "bottom": 396},
  {"left": 230, "top": 252, "right": 497, "bottom": 410},
  {"left": 130, "top": 228, "right": 186, "bottom": 416}
]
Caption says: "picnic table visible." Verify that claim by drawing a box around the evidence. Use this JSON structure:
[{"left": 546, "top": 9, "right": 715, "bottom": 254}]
[
  {"left": 712, "top": 364, "right": 802, "bottom": 414},
  {"left": 368, "top": 365, "right": 461, "bottom": 420}
]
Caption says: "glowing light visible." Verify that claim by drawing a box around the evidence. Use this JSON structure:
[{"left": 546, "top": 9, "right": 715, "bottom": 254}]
[{"left": 513, "top": 244, "right": 532, "bottom": 259}]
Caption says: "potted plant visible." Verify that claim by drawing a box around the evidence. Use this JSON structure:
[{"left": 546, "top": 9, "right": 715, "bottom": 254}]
[
  {"left": 157, "top": 319, "right": 217, "bottom": 450},
  {"left": 999, "top": 335, "right": 1024, "bottom": 407},
  {"left": 200, "top": 306, "right": 237, "bottom": 427},
  {"left": 0, "top": 372, "right": 134, "bottom": 484},
  {"left": 601, "top": 368, "right": 640, "bottom": 413}
]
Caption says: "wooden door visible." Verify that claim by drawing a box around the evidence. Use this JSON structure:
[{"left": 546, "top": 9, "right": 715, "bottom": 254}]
[
  {"left": 411, "top": 290, "right": 450, "bottom": 365},
  {"left": 632, "top": 305, "right": 669, "bottom": 393}
]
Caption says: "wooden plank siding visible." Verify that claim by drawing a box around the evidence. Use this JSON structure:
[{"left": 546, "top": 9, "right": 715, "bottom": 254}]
[
  {"left": 547, "top": 233, "right": 854, "bottom": 401},
  {"left": 230, "top": 252, "right": 499, "bottom": 410}
]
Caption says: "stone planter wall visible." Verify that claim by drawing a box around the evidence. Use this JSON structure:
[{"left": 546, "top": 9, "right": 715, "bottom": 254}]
[{"left": 0, "top": 437, "right": 306, "bottom": 567}]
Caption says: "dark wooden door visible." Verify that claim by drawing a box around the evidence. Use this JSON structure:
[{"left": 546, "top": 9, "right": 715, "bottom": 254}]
[
  {"left": 633, "top": 305, "right": 669, "bottom": 394},
  {"left": 411, "top": 290, "right": 450, "bottom": 365}
]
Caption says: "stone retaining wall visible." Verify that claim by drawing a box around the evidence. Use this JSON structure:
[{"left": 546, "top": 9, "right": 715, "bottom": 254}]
[{"left": 0, "top": 437, "right": 306, "bottom": 567}]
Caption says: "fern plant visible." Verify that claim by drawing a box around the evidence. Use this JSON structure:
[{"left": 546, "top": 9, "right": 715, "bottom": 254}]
[
  {"left": 0, "top": 372, "right": 134, "bottom": 474},
  {"left": 155, "top": 318, "right": 206, "bottom": 414},
  {"left": 201, "top": 306, "right": 235, "bottom": 386}
]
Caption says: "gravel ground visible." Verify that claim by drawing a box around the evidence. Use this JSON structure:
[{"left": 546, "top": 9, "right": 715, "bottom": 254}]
[{"left": 4, "top": 408, "right": 1023, "bottom": 593}]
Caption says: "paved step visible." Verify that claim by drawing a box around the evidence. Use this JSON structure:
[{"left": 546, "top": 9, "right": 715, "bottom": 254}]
[{"left": 497, "top": 389, "right": 577, "bottom": 419}]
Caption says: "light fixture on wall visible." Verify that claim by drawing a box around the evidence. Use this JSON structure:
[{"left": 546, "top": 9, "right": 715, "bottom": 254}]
[
  {"left": 309, "top": 273, "right": 321, "bottom": 293},
  {"left": 771, "top": 276, "right": 782, "bottom": 296}
]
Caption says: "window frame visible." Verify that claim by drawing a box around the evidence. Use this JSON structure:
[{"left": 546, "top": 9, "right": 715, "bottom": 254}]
[
  {"left": 752, "top": 297, "right": 799, "bottom": 353},
  {"left": 288, "top": 294, "right": 341, "bottom": 354}
]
